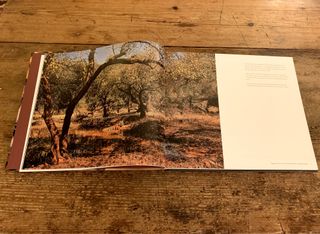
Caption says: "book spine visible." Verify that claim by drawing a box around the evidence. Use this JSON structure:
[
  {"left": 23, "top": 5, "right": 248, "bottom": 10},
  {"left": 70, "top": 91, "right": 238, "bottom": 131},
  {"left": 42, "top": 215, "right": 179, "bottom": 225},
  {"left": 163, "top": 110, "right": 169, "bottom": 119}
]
[{"left": 6, "top": 53, "right": 43, "bottom": 170}]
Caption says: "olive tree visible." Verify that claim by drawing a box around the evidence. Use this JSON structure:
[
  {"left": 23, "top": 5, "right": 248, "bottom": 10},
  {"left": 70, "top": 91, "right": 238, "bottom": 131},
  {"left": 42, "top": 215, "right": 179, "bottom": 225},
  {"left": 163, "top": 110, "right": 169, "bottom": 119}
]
[{"left": 40, "top": 41, "right": 164, "bottom": 164}]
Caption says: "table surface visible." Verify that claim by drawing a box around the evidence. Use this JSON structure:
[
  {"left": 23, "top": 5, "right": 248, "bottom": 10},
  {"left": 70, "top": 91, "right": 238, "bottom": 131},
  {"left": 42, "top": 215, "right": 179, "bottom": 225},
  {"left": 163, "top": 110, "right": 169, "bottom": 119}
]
[{"left": 0, "top": 0, "right": 319, "bottom": 232}]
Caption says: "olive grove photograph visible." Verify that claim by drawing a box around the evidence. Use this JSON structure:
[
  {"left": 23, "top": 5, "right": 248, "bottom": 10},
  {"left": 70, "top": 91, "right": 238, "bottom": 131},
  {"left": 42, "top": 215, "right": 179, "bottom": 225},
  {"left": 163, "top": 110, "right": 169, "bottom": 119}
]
[{"left": 22, "top": 41, "right": 223, "bottom": 170}]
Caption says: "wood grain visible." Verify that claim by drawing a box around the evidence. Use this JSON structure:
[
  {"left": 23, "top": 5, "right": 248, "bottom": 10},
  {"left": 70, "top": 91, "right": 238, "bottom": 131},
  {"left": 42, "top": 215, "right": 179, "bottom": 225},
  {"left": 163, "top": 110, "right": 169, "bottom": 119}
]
[
  {"left": 0, "top": 43, "right": 319, "bottom": 233},
  {"left": 1, "top": 0, "right": 320, "bottom": 232},
  {"left": 0, "top": 0, "right": 320, "bottom": 48}
]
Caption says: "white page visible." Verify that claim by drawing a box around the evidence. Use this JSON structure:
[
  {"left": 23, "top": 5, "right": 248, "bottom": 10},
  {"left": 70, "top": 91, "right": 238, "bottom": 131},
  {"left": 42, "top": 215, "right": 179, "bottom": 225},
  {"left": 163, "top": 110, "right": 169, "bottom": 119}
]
[{"left": 215, "top": 54, "right": 317, "bottom": 170}]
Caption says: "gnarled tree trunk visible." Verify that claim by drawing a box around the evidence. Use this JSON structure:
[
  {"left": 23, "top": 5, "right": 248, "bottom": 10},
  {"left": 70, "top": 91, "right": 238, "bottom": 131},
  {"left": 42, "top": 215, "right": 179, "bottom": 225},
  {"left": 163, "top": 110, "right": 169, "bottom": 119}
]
[
  {"left": 41, "top": 55, "right": 64, "bottom": 163},
  {"left": 138, "top": 91, "right": 147, "bottom": 118}
]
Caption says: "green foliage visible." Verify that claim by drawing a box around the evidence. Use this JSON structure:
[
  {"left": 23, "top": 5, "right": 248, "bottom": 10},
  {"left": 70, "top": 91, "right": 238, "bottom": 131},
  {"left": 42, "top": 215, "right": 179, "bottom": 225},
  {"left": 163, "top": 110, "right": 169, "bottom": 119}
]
[
  {"left": 85, "top": 67, "right": 125, "bottom": 116},
  {"left": 83, "top": 52, "right": 218, "bottom": 117},
  {"left": 155, "top": 52, "right": 218, "bottom": 113},
  {"left": 37, "top": 46, "right": 218, "bottom": 120},
  {"left": 37, "top": 55, "right": 89, "bottom": 112}
]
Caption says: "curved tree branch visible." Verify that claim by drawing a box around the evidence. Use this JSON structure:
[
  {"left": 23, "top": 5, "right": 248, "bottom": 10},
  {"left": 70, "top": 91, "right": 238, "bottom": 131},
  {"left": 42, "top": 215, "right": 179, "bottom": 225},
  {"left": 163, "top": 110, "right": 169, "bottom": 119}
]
[{"left": 60, "top": 42, "right": 164, "bottom": 139}]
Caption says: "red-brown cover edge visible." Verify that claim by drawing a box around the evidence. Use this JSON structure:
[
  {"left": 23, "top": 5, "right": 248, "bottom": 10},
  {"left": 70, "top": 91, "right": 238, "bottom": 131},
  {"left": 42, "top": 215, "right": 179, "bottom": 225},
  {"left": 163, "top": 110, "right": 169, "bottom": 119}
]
[{"left": 6, "top": 53, "right": 42, "bottom": 170}]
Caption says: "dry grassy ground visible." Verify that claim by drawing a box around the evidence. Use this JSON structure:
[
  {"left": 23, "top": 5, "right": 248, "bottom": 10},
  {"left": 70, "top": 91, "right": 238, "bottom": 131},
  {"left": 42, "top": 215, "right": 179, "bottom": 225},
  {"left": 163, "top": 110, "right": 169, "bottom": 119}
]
[{"left": 25, "top": 111, "right": 223, "bottom": 170}]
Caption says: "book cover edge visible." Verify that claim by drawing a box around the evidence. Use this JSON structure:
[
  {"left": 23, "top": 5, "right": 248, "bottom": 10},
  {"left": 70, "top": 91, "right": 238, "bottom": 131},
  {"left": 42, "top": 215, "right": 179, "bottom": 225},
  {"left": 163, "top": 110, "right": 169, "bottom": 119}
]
[{"left": 6, "top": 53, "right": 43, "bottom": 170}]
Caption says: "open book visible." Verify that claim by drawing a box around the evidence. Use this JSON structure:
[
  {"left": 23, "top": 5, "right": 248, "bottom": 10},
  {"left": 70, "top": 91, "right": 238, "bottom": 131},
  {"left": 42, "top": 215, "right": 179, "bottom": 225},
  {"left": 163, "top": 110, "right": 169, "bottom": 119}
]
[{"left": 6, "top": 41, "right": 318, "bottom": 172}]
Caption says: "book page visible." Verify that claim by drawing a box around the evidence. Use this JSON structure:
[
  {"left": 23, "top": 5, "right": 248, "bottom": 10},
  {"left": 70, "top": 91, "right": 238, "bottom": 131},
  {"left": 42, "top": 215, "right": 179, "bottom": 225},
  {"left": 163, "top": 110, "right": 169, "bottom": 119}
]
[
  {"left": 15, "top": 42, "right": 224, "bottom": 171},
  {"left": 216, "top": 54, "right": 317, "bottom": 170}
]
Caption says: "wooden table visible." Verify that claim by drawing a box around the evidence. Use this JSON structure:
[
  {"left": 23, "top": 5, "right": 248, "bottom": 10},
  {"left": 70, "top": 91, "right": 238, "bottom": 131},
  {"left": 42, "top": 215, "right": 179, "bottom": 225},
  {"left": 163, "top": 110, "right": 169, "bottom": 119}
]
[{"left": 0, "top": 0, "right": 319, "bottom": 232}]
